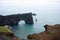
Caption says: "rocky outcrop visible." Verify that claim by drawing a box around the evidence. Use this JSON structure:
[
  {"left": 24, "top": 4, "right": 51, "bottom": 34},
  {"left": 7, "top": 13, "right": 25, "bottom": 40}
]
[
  {"left": 27, "top": 24, "right": 60, "bottom": 40},
  {"left": 0, "top": 32, "right": 20, "bottom": 40},
  {"left": 0, "top": 12, "right": 34, "bottom": 26},
  {"left": 0, "top": 26, "right": 20, "bottom": 40}
]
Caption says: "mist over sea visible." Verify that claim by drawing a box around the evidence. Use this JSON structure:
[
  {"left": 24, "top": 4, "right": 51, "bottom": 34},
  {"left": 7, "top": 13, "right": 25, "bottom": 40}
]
[{"left": 0, "top": 0, "right": 60, "bottom": 39}]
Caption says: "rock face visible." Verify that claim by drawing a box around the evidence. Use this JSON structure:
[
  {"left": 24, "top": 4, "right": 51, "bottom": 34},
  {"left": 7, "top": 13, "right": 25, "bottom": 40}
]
[
  {"left": 0, "top": 32, "right": 20, "bottom": 40},
  {"left": 0, "top": 26, "right": 20, "bottom": 40},
  {"left": 0, "top": 13, "right": 34, "bottom": 26},
  {"left": 27, "top": 24, "right": 60, "bottom": 40}
]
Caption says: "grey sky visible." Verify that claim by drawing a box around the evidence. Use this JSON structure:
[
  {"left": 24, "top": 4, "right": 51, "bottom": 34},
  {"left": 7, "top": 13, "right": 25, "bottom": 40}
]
[{"left": 0, "top": 0, "right": 60, "bottom": 15}]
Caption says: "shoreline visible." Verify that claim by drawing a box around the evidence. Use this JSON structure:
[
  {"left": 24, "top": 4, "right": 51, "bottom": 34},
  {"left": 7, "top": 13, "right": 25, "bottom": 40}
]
[
  {"left": 0, "top": 24, "right": 60, "bottom": 40},
  {"left": 27, "top": 24, "right": 60, "bottom": 40}
]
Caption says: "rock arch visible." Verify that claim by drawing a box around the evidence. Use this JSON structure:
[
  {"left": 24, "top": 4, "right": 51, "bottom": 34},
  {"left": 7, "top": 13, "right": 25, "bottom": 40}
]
[{"left": 0, "top": 13, "right": 34, "bottom": 26}]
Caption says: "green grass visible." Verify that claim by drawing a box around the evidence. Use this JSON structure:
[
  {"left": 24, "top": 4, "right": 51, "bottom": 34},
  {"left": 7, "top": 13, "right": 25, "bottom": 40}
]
[{"left": 0, "top": 26, "right": 13, "bottom": 33}]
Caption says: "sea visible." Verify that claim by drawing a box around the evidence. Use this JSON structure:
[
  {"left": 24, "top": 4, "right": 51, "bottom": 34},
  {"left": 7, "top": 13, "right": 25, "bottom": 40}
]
[{"left": 0, "top": 0, "right": 60, "bottom": 39}]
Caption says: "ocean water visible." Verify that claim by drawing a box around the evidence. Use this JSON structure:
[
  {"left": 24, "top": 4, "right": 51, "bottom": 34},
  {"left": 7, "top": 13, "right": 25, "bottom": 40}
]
[
  {"left": 0, "top": 0, "right": 60, "bottom": 39},
  {"left": 11, "top": 12, "right": 60, "bottom": 39}
]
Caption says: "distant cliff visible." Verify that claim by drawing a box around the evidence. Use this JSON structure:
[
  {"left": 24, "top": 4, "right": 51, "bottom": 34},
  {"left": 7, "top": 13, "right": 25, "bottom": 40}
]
[
  {"left": 27, "top": 24, "right": 60, "bottom": 40},
  {"left": 0, "top": 13, "right": 34, "bottom": 26}
]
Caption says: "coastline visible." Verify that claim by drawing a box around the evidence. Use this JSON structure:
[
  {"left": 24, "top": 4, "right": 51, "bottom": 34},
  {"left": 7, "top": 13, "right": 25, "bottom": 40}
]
[
  {"left": 0, "top": 24, "right": 60, "bottom": 40},
  {"left": 0, "top": 26, "right": 20, "bottom": 40},
  {"left": 27, "top": 24, "right": 60, "bottom": 40}
]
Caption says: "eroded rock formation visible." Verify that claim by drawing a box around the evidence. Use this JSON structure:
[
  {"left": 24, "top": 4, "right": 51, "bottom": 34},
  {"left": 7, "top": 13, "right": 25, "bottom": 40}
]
[
  {"left": 27, "top": 24, "right": 60, "bottom": 40},
  {"left": 0, "top": 13, "right": 34, "bottom": 26}
]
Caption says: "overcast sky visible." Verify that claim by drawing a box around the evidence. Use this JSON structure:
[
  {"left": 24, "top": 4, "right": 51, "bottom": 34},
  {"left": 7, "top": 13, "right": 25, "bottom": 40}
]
[
  {"left": 0, "top": 0, "right": 60, "bottom": 15},
  {"left": 0, "top": 0, "right": 59, "bottom": 7}
]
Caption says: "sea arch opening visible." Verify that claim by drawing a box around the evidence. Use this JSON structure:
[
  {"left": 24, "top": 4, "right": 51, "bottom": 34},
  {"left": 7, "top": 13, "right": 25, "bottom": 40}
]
[{"left": 18, "top": 20, "right": 25, "bottom": 24}]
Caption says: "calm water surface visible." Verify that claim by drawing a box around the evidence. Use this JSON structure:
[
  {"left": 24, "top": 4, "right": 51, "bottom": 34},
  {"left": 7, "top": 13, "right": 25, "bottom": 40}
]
[{"left": 11, "top": 12, "right": 60, "bottom": 39}]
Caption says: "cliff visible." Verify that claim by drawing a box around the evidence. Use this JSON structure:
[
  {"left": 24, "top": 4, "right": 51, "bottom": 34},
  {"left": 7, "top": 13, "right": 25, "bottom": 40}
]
[
  {"left": 0, "top": 13, "right": 34, "bottom": 26},
  {"left": 0, "top": 26, "right": 20, "bottom": 40},
  {"left": 27, "top": 24, "right": 60, "bottom": 40}
]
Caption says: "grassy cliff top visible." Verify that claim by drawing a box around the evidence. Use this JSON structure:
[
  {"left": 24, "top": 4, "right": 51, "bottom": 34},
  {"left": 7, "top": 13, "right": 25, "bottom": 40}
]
[{"left": 0, "top": 26, "right": 13, "bottom": 33}]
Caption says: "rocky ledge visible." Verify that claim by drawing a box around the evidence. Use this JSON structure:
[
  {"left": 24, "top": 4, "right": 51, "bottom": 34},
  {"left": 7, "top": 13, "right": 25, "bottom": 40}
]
[
  {"left": 27, "top": 24, "right": 60, "bottom": 40},
  {"left": 0, "top": 26, "right": 20, "bottom": 40}
]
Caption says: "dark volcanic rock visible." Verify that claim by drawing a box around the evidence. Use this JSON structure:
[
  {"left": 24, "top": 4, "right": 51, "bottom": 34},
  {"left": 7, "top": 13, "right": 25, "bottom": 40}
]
[
  {"left": 0, "top": 12, "right": 34, "bottom": 26},
  {"left": 0, "top": 32, "right": 20, "bottom": 40},
  {"left": 0, "top": 35, "right": 10, "bottom": 40},
  {"left": 27, "top": 24, "right": 60, "bottom": 40}
]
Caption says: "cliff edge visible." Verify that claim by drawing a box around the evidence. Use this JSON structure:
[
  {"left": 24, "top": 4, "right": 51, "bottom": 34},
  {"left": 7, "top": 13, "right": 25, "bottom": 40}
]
[
  {"left": 27, "top": 24, "right": 60, "bottom": 40},
  {"left": 0, "top": 26, "right": 20, "bottom": 40}
]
